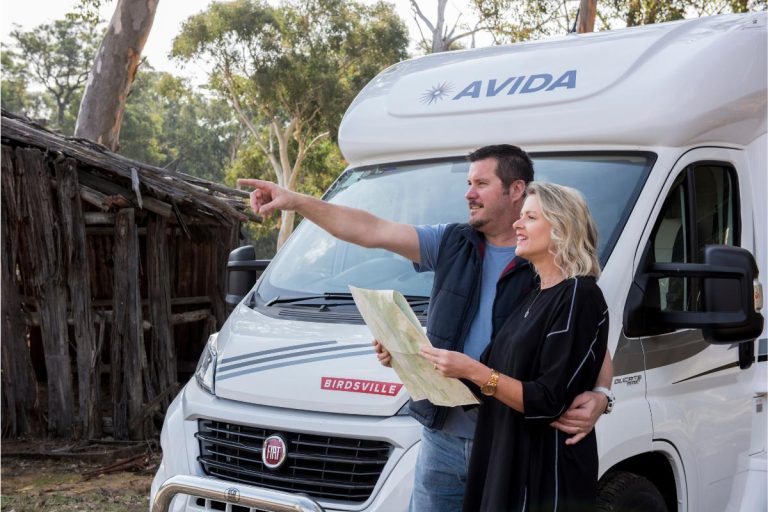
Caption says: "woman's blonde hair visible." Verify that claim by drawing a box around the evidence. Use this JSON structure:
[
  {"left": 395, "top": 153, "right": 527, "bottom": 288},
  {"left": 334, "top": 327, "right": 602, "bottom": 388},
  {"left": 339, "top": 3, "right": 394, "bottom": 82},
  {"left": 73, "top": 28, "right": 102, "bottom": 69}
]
[{"left": 526, "top": 182, "right": 601, "bottom": 279}]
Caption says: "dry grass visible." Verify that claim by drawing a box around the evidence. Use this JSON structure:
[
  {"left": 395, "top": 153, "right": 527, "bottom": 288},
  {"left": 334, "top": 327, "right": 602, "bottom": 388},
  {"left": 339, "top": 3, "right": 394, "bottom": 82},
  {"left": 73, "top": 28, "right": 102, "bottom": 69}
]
[{"left": 1, "top": 441, "right": 158, "bottom": 512}]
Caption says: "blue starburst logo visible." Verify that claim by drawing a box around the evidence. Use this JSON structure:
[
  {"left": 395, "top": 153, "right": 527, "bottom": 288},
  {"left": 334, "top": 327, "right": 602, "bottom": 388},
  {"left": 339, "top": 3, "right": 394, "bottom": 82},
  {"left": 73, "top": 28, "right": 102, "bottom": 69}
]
[{"left": 420, "top": 82, "right": 454, "bottom": 105}]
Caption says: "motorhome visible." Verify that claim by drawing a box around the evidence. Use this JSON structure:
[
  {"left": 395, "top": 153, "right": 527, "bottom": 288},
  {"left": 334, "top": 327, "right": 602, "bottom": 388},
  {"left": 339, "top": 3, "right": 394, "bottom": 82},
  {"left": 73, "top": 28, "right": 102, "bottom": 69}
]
[{"left": 150, "top": 12, "right": 766, "bottom": 512}]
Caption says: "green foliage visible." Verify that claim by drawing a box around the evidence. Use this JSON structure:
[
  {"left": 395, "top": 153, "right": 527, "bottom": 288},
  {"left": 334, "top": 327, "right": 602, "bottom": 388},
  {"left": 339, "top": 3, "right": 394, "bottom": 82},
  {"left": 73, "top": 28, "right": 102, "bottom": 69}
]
[
  {"left": 119, "top": 69, "right": 243, "bottom": 183},
  {"left": 225, "top": 136, "right": 345, "bottom": 257},
  {"left": 1, "top": 15, "right": 102, "bottom": 132},
  {"left": 173, "top": 0, "right": 408, "bottom": 247},
  {"left": 1, "top": 52, "right": 33, "bottom": 114},
  {"left": 172, "top": 0, "right": 408, "bottom": 140},
  {"left": 472, "top": 0, "right": 767, "bottom": 42}
]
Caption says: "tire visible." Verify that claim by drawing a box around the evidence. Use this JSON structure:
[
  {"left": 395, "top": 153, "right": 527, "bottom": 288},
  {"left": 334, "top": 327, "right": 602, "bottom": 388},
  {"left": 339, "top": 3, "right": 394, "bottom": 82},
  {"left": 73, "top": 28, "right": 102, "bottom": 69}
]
[{"left": 597, "top": 471, "right": 668, "bottom": 512}]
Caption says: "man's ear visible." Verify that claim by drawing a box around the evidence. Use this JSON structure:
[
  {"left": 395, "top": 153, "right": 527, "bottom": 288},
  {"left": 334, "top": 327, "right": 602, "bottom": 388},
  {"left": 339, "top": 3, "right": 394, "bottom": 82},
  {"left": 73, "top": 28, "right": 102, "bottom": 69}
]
[{"left": 509, "top": 180, "right": 527, "bottom": 202}]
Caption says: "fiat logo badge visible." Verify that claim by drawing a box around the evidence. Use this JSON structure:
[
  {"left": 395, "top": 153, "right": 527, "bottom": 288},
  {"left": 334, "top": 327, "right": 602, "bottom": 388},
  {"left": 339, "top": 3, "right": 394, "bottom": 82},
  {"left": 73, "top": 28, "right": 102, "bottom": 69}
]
[{"left": 262, "top": 434, "right": 288, "bottom": 469}]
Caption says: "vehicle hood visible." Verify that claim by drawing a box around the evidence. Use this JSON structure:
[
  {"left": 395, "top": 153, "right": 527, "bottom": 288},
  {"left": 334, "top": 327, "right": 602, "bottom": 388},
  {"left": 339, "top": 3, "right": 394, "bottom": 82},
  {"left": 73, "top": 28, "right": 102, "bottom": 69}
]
[{"left": 213, "top": 304, "right": 409, "bottom": 416}]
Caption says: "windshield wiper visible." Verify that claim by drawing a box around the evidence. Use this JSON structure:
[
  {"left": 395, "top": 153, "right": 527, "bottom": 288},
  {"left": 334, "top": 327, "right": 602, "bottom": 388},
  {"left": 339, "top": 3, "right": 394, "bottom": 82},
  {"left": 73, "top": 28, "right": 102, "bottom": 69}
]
[
  {"left": 265, "top": 292, "right": 430, "bottom": 312},
  {"left": 265, "top": 293, "right": 356, "bottom": 307}
]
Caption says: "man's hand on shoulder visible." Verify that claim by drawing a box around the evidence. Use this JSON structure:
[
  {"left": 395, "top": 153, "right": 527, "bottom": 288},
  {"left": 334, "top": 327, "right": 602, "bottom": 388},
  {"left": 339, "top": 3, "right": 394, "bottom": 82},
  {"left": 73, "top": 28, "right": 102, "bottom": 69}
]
[
  {"left": 238, "top": 179, "right": 300, "bottom": 217},
  {"left": 550, "top": 390, "right": 608, "bottom": 445}
]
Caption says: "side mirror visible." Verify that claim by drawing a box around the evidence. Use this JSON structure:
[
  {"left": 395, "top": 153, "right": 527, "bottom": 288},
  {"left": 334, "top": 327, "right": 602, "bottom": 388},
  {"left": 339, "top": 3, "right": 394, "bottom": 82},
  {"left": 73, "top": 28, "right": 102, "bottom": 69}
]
[
  {"left": 624, "top": 245, "right": 764, "bottom": 344},
  {"left": 226, "top": 245, "right": 270, "bottom": 307}
]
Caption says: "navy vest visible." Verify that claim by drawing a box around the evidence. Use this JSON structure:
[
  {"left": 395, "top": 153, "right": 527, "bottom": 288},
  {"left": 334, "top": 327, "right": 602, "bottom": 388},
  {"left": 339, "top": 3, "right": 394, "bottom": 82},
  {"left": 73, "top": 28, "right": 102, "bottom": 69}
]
[{"left": 409, "top": 223, "right": 536, "bottom": 429}]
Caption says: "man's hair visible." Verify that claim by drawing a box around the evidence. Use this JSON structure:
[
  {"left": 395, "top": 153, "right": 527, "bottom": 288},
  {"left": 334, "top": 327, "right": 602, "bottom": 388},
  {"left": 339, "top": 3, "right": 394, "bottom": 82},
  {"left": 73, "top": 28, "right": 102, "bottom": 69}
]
[
  {"left": 467, "top": 144, "right": 534, "bottom": 190},
  {"left": 526, "top": 182, "right": 601, "bottom": 279}
]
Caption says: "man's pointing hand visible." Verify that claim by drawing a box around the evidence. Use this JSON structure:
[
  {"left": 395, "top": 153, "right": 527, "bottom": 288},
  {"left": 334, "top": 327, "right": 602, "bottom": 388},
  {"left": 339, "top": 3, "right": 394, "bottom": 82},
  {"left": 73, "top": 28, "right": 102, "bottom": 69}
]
[{"left": 237, "top": 179, "right": 298, "bottom": 217}]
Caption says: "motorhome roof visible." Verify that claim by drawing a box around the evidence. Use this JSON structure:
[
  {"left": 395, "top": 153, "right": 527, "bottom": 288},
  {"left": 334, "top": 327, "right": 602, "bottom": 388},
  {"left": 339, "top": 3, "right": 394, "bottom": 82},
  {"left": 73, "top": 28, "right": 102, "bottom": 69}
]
[{"left": 339, "top": 12, "right": 767, "bottom": 164}]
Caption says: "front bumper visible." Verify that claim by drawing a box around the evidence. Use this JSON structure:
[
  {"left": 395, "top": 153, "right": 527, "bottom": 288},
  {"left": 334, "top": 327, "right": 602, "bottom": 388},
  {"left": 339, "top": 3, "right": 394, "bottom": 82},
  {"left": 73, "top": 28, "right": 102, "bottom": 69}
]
[{"left": 150, "top": 379, "right": 421, "bottom": 512}]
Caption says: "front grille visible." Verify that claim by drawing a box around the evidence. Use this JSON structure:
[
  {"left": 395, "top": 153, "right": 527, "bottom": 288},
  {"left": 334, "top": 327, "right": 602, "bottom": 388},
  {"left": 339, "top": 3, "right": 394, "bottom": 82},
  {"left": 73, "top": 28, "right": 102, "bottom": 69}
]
[{"left": 196, "top": 419, "right": 393, "bottom": 503}]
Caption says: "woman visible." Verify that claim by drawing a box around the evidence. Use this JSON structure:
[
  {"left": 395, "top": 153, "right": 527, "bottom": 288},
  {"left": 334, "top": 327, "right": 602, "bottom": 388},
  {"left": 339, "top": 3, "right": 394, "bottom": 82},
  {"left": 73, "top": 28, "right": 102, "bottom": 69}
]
[{"left": 421, "top": 182, "right": 609, "bottom": 512}]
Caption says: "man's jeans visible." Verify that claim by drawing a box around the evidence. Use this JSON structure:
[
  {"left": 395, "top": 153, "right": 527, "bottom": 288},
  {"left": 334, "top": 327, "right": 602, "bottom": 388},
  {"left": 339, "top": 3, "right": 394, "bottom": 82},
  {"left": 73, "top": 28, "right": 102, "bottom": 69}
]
[{"left": 409, "top": 427, "right": 474, "bottom": 512}]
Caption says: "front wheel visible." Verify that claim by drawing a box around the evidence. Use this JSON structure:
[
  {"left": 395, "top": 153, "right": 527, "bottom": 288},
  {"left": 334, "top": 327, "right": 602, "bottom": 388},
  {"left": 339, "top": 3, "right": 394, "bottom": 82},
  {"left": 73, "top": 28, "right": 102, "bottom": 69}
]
[{"left": 597, "top": 470, "right": 668, "bottom": 512}]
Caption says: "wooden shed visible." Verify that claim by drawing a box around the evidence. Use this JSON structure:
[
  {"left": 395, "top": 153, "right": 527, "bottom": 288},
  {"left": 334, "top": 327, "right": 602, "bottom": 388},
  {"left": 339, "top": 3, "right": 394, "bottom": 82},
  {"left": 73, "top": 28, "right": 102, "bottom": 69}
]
[{"left": 1, "top": 110, "right": 259, "bottom": 440}]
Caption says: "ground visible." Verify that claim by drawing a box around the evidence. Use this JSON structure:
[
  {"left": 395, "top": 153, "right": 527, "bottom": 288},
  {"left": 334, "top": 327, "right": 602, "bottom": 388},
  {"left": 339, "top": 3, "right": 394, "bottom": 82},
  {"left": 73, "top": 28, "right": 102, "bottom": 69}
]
[{"left": 1, "top": 440, "right": 159, "bottom": 512}]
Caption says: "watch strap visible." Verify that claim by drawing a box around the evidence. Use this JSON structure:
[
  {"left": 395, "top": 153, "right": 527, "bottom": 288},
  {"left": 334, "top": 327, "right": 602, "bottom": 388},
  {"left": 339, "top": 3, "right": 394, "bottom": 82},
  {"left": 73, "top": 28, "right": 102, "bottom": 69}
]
[{"left": 593, "top": 386, "right": 615, "bottom": 414}]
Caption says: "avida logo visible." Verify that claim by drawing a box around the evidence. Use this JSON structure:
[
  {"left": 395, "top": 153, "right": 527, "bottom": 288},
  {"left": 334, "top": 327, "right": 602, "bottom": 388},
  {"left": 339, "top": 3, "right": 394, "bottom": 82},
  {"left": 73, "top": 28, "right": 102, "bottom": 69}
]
[
  {"left": 420, "top": 81, "right": 454, "bottom": 104},
  {"left": 422, "top": 70, "right": 577, "bottom": 103}
]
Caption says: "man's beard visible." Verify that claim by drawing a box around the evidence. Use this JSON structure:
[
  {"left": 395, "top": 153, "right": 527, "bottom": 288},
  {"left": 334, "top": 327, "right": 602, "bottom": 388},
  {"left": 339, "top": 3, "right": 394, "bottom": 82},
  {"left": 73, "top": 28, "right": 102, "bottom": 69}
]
[
  {"left": 468, "top": 202, "right": 487, "bottom": 229},
  {"left": 469, "top": 217, "right": 487, "bottom": 229}
]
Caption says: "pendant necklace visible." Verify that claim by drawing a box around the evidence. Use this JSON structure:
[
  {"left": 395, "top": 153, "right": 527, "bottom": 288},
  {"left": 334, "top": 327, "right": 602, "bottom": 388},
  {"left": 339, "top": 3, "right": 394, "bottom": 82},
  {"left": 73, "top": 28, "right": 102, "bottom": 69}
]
[{"left": 524, "top": 288, "right": 543, "bottom": 318}]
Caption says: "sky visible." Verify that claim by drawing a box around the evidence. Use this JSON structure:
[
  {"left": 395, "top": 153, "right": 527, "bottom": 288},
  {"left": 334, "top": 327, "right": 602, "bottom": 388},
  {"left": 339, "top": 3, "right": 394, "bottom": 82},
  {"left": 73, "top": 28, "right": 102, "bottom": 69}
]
[{"left": 0, "top": 0, "right": 477, "bottom": 85}]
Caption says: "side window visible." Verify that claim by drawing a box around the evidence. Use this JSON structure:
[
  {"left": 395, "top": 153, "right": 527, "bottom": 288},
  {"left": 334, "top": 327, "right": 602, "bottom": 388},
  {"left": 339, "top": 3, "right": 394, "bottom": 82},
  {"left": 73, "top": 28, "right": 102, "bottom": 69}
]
[{"left": 650, "top": 163, "right": 740, "bottom": 312}]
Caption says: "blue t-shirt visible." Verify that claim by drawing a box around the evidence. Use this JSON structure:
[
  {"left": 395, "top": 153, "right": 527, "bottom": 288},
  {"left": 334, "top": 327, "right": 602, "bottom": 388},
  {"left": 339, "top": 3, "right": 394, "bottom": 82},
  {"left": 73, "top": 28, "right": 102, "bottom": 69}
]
[{"left": 414, "top": 224, "right": 517, "bottom": 438}]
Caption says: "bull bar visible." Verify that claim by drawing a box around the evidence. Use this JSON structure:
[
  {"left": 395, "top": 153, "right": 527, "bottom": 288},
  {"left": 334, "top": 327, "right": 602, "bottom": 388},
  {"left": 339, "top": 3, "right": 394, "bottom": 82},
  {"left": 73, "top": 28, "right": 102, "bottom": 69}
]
[{"left": 151, "top": 475, "right": 325, "bottom": 512}]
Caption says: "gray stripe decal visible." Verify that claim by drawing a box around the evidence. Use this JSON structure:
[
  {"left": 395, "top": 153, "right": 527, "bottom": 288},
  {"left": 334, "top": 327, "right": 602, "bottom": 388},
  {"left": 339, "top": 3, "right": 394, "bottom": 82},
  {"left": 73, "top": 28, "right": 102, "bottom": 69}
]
[
  {"left": 759, "top": 337, "right": 767, "bottom": 356},
  {"left": 672, "top": 360, "right": 740, "bottom": 384},
  {"left": 219, "top": 340, "right": 337, "bottom": 365},
  {"left": 642, "top": 330, "right": 709, "bottom": 372},
  {"left": 217, "top": 349, "right": 373, "bottom": 381},
  {"left": 219, "top": 343, "right": 371, "bottom": 373},
  {"left": 613, "top": 330, "right": 709, "bottom": 377}
]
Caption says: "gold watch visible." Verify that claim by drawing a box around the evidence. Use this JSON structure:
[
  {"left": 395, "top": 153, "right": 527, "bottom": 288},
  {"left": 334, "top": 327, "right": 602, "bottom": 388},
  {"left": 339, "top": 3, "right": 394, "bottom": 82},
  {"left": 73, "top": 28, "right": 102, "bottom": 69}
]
[{"left": 481, "top": 369, "right": 500, "bottom": 396}]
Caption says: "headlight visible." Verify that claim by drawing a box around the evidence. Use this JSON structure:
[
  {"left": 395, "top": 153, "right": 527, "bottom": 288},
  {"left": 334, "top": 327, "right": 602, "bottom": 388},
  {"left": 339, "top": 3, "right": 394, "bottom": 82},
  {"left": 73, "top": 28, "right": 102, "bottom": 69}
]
[{"left": 195, "top": 333, "right": 218, "bottom": 395}]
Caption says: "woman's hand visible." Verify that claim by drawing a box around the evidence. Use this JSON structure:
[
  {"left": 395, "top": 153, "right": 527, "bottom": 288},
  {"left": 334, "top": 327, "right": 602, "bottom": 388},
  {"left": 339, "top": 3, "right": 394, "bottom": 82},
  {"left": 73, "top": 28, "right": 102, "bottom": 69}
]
[{"left": 419, "top": 346, "right": 485, "bottom": 381}]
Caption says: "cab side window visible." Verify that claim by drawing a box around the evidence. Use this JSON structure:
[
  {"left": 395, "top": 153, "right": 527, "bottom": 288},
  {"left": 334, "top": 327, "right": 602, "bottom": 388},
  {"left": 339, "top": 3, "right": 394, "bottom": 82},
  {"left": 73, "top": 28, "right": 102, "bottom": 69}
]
[{"left": 650, "top": 163, "right": 740, "bottom": 312}]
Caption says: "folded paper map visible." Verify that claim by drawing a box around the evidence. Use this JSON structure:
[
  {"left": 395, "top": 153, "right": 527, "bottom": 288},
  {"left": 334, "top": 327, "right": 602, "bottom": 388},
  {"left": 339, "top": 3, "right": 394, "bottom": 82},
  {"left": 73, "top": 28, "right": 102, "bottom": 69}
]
[{"left": 349, "top": 286, "right": 479, "bottom": 406}]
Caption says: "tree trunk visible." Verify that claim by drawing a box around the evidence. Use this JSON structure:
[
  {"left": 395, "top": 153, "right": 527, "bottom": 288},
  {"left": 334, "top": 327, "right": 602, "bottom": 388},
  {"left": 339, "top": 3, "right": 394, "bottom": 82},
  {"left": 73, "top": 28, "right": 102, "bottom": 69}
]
[
  {"left": 15, "top": 148, "right": 75, "bottom": 437},
  {"left": 577, "top": 0, "right": 597, "bottom": 33},
  {"left": 75, "top": 0, "right": 159, "bottom": 150},
  {"left": 55, "top": 157, "right": 101, "bottom": 439},
  {"left": 276, "top": 210, "right": 296, "bottom": 249},
  {"left": 111, "top": 208, "right": 147, "bottom": 440},
  {"left": 1, "top": 146, "right": 40, "bottom": 437}
]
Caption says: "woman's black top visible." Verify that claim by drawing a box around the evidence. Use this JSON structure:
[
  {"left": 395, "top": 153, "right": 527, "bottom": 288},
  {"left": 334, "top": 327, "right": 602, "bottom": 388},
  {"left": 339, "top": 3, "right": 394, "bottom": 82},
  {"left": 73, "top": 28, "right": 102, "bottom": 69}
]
[{"left": 463, "top": 276, "right": 609, "bottom": 512}]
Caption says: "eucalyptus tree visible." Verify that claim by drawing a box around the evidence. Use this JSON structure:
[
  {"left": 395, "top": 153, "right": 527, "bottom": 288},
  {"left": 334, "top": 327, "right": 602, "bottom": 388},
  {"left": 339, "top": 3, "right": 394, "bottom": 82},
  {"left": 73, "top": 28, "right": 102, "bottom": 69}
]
[
  {"left": 172, "top": 0, "right": 409, "bottom": 248},
  {"left": 3, "top": 16, "right": 101, "bottom": 132},
  {"left": 75, "top": 0, "right": 159, "bottom": 151}
]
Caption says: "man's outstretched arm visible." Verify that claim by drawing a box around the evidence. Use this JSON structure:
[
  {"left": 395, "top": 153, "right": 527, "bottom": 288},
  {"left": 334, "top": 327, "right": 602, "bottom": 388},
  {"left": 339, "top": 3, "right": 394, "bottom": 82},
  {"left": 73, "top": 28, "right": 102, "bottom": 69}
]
[
  {"left": 551, "top": 350, "right": 613, "bottom": 445},
  {"left": 238, "top": 178, "right": 421, "bottom": 263}
]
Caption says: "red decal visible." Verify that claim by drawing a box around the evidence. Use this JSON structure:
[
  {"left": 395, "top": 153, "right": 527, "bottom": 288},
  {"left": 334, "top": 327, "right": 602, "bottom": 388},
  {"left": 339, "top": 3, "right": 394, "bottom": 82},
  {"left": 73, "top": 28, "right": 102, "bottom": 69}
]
[{"left": 321, "top": 377, "right": 403, "bottom": 396}]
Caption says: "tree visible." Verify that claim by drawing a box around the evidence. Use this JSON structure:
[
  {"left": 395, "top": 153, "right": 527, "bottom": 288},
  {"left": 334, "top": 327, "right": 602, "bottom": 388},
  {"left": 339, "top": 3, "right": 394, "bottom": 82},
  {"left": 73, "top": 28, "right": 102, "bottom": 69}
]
[
  {"left": 410, "top": 0, "right": 485, "bottom": 53},
  {"left": 2, "top": 17, "right": 101, "bottom": 132},
  {"left": 576, "top": 0, "right": 597, "bottom": 33},
  {"left": 473, "top": 0, "right": 766, "bottom": 43},
  {"left": 172, "top": 0, "right": 408, "bottom": 248},
  {"left": 0, "top": 52, "right": 33, "bottom": 115},
  {"left": 119, "top": 69, "right": 245, "bottom": 183},
  {"left": 75, "top": 0, "right": 159, "bottom": 151},
  {"left": 225, "top": 135, "right": 344, "bottom": 257}
]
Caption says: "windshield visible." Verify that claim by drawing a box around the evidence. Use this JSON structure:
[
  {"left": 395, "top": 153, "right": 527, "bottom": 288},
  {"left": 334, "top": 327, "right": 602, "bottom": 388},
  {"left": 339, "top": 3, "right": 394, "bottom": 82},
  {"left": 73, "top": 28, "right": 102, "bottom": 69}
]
[{"left": 256, "top": 153, "right": 653, "bottom": 302}]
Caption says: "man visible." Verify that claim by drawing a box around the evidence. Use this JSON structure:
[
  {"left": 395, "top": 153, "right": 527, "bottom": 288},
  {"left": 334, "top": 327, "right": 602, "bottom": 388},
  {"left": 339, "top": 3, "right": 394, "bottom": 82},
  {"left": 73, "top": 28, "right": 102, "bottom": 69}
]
[{"left": 239, "top": 144, "right": 613, "bottom": 512}]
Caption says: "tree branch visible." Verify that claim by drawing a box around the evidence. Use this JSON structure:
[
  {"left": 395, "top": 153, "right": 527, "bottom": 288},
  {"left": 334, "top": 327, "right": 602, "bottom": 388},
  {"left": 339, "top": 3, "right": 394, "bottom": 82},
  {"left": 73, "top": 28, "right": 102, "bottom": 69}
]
[{"left": 410, "top": 0, "right": 436, "bottom": 33}]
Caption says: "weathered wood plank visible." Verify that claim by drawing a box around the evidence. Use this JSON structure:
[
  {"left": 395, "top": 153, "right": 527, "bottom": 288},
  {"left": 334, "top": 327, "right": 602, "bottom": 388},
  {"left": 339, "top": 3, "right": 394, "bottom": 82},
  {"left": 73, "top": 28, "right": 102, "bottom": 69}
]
[
  {"left": 209, "top": 225, "right": 241, "bottom": 327},
  {"left": 14, "top": 147, "right": 74, "bottom": 436},
  {"left": 147, "top": 215, "right": 176, "bottom": 410},
  {"left": 55, "top": 157, "right": 101, "bottom": 439},
  {"left": 1, "top": 145, "right": 40, "bottom": 437},
  {"left": 111, "top": 208, "right": 147, "bottom": 440},
  {"left": 2, "top": 112, "right": 258, "bottom": 223},
  {"left": 171, "top": 309, "right": 212, "bottom": 325},
  {"left": 84, "top": 212, "right": 116, "bottom": 225}
]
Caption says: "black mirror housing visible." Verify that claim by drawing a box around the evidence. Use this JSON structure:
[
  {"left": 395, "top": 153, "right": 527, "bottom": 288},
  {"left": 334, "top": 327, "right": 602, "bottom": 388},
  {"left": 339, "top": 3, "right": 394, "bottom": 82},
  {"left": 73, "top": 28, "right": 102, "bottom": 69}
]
[
  {"left": 226, "top": 245, "right": 270, "bottom": 307},
  {"left": 624, "top": 245, "right": 764, "bottom": 344}
]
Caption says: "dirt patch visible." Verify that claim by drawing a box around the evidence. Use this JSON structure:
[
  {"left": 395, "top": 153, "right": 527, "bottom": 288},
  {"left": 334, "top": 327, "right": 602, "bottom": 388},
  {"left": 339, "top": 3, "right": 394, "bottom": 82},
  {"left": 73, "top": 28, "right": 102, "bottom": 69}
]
[{"left": 1, "top": 440, "right": 159, "bottom": 512}]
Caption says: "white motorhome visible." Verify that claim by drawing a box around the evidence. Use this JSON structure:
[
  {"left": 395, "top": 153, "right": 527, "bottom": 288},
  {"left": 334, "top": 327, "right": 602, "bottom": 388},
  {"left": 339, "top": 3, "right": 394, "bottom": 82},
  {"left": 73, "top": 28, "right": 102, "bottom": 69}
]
[{"left": 150, "top": 12, "right": 766, "bottom": 512}]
